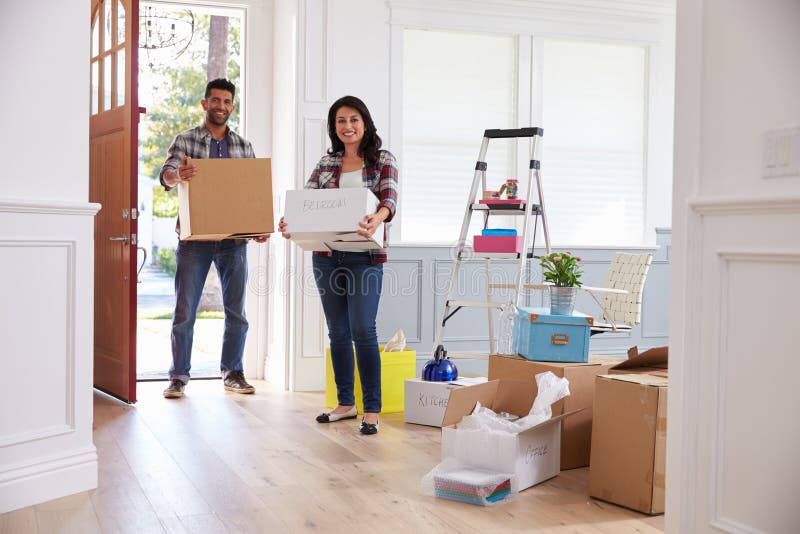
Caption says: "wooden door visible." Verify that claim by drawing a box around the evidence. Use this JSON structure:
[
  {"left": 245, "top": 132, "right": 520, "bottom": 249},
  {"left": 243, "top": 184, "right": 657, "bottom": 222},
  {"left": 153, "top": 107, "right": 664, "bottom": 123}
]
[{"left": 90, "top": 0, "right": 139, "bottom": 403}]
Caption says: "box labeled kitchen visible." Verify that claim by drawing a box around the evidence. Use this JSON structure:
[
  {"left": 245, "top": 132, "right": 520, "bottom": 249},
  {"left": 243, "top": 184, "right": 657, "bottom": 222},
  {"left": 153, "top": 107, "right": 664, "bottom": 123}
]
[{"left": 404, "top": 377, "right": 488, "bottom": 427}]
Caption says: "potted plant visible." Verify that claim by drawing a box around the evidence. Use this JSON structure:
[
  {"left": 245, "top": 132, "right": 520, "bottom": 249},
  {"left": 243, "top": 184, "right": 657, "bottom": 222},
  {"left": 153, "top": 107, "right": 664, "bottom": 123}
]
[{"left": 540, "top": 252, "right": 583, "bottom": 315}]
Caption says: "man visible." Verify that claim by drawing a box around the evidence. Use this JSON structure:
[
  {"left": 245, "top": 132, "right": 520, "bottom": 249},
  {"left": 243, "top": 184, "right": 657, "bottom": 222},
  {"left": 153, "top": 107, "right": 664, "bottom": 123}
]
[{"left": 159, "top": 78, "right": 269, "bottom": 398}]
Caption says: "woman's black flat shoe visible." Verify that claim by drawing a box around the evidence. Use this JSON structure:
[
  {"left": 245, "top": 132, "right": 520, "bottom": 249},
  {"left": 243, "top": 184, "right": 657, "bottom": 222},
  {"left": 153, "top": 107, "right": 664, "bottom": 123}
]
[
  {"left": 359, "top": 418, "right": 379, "bottom": 435},
  {"left": 316, "top": 405, "right": 357, "bottom": 423}
]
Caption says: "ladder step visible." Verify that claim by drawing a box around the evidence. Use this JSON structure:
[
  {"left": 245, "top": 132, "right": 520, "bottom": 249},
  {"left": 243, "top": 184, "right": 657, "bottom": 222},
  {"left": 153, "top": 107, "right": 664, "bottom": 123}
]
[
  {"left": 460, "top": 252, "right": 520, "bottom": 260},
  {"left": 471, "top": 203, "right": 541, "bottom": 215},
  {"left": 447, "top": 300, "right": 505, "bottom": 309}
]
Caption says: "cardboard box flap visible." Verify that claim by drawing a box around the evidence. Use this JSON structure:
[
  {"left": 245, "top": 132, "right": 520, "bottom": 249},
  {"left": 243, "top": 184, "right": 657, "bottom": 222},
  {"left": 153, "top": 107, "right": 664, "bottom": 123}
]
[
  {"left": 492, "top": 380, "right": 537, "bottom": 415},
  {"left": 612, "top": 346, "right": 669, "bottom": 371},
  {"left": 442, "top": 378, "right": 585, "bottom": 430},
  {"left": 601, "top": 373, "right": 668, "bottom": 387},
  {"left": 441, "top": 380, "right": 499, "bottom": 428},
  {"left": 518, "top": 408, "right": 586, "bottom": 436},
  {"left": 491, "top": 353, "right": 620, "bottom": 369}
]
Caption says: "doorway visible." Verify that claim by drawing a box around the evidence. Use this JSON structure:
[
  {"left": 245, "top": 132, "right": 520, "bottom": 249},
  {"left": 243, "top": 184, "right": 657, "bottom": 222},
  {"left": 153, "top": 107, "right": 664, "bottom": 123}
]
[{"left": 135, "top": 2, "right": 246, "bottom": 381}]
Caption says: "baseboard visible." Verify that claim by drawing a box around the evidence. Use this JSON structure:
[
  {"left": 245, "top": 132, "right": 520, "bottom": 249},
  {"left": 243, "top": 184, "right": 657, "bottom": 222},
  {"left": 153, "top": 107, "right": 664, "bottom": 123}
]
[{"left": 0, "top": 447, "right": 97, "bottom": 513}]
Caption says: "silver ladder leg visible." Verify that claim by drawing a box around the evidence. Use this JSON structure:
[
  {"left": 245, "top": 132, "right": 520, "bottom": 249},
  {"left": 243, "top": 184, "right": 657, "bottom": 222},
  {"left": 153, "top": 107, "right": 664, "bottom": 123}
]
[{"left": 431, "top": 137, "right": 491, "bottom": 354}]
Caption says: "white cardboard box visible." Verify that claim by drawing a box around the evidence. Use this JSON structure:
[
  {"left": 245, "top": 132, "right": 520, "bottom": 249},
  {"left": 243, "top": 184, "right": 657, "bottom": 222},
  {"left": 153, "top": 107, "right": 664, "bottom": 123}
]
[
  {"left": 404, "top": 377, "right": 488, "bottom": 427},
  {"left": 285, "top": 189, "right": 384, "bottom": 251},
  {"left": 440, "top": 379, "right": 579, "bottom": 492}
]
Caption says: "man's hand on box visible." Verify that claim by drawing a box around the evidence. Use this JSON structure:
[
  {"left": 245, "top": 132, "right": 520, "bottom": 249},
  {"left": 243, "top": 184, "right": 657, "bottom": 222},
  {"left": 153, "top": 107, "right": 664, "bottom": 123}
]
[
  {"left": 165, "top": 156, "right": 198, "bottom": 187},
  {"left": 358, "top": 207, "right": 390, "bottom": 238},
  {"left": 278, "top": 216, "right": 291, "bottom": 239},
  {"left": 253, "top": 234, "right": 271, "bottom": 243}
]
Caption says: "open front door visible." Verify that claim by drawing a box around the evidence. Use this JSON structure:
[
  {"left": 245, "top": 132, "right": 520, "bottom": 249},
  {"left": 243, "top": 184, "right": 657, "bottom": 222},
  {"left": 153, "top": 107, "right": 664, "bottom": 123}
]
[{"left": 90, "top": 0, "right": 139, "bottom": 403}]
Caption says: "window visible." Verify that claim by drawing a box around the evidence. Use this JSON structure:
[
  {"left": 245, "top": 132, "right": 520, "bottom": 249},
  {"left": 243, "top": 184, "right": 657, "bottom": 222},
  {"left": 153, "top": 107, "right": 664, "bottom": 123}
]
[
  {"left": 401, "top": 29, "right": 517, "bottom": 244},
  {"left": 541, "top": 39, "right": 646, "bottom": 246},
  {"left": 399, "top": 31, "right": 649, "bottom": 246}
]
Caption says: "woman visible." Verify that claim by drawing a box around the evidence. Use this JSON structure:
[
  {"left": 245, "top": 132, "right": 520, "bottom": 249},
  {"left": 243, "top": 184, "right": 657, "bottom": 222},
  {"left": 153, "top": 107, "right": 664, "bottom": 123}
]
[{"left": 280, "top": 95, "right": 398, "bottom": 435}]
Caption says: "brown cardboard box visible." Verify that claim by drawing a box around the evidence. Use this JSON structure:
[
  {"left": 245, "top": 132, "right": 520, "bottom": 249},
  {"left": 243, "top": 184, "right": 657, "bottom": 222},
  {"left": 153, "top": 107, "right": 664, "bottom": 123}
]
[
  {"left": 178, "top": 158, "right": 274, "bottom": 240},
  {"left": 589, "top": 373, "right": 667, "bottom": 514},
  {"left": 610, "top": 346, "right": 668, "bottom": 376},
  {"left": 488, "top": 354, "right": 620, "bottom": 469}
]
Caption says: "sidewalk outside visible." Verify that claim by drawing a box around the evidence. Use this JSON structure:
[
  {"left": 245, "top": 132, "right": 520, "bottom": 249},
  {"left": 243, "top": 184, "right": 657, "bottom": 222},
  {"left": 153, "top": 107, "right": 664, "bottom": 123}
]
[{"left": 137, "top": 262, "right": 222, "bottom": 380}]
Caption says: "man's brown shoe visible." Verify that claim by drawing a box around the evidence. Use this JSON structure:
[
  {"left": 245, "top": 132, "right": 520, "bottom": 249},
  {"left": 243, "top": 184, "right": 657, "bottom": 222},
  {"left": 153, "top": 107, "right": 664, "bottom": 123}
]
[
  {"left": 163, "top": 379, "right": 185, "bottom": 398},
  {"left": 224, "top": 370, "right": 255, "bottom": 394}
]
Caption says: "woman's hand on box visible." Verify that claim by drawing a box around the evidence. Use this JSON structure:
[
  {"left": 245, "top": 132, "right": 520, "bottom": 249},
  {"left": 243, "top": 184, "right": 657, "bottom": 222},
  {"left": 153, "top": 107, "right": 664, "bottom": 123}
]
[
  {"left": 358, "top": 207, "right": 390, "bottom": 238},
  {"left": 278, "top": 216, "right": 291, "bottom": 239},
  {"left": 253, "top": 234, "right": 271, "bottom": 243}
]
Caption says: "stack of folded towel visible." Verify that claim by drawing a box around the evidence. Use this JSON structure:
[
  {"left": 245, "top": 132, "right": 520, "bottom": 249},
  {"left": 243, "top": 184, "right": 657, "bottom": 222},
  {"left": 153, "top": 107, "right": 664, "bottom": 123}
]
[{"left": 433, "top": 468, "right": 512, "bottom": 506}]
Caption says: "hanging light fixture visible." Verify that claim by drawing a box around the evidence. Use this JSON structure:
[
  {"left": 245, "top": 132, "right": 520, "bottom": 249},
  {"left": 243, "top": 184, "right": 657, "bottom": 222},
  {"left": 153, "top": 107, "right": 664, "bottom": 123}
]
[{"left": 140, "top": 5, "right": 196, "bottom": 69}]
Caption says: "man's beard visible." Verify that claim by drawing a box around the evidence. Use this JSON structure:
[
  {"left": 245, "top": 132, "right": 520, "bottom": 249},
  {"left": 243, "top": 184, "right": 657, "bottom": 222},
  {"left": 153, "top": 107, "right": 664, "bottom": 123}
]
[{"left": 206, "top": 110, "right": 229, "bottom": 126}]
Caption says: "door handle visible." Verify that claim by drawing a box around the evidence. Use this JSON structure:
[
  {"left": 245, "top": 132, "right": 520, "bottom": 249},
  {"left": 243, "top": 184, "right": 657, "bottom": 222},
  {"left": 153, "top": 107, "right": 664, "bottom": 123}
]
[{"left": 109, "top": 234, "right": 129, "bottom": 244}]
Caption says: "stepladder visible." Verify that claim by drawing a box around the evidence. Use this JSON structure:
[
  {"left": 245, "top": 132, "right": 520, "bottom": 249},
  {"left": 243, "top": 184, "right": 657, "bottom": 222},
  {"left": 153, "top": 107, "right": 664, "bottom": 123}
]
[{"left": 431, "top": 127, "right": 551, "bottom": 363}]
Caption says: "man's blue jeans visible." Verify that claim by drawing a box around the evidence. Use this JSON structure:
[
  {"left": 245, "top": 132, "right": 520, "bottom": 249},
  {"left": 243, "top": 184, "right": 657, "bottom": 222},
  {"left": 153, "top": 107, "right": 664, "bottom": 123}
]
[
  {"left": 313, "top": 252, "right": 383, "bottom": 413},
  {"left": 170, "top": 239, "right": 248, "bottom": 383}
]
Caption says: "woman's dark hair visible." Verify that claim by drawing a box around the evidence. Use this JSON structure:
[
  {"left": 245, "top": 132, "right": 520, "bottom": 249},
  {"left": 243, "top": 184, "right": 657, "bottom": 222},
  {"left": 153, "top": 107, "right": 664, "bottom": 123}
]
[{"left": 327, "top": 95, "right": 382, "bottom": 166}]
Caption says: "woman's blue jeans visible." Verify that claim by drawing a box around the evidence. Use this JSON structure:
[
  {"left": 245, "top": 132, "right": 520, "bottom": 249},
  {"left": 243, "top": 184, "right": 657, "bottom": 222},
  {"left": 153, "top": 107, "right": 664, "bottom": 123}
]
[
  {"left": 170, "top": 239, "right": 249, "bottom": 383},
  {"left": 313, "top": 252, "right": 383, "bottom": 413}
]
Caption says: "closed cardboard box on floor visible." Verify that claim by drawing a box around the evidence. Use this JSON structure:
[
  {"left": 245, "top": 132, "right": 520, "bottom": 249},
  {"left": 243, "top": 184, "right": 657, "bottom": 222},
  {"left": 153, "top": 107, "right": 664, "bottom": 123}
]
[
  {"left": 589, "top": 373, "right": 667, "bottom": 514},
  {"left": 178, "top": 158, "right": 273, "bottom": 241},
  {"left": 488, "top": 354, "right": 618, "bottom": 469}
]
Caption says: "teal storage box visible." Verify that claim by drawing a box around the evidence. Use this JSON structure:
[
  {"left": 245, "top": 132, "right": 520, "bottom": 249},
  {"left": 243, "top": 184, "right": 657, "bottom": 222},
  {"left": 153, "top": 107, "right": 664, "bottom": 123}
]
[{"left": 512, "top": 307, "right": 592, "bottom": 363}]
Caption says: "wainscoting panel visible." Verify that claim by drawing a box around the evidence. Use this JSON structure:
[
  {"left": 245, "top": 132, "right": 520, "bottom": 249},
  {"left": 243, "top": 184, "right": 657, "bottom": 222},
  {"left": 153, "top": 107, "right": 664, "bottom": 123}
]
[
  {"left": 0, "top": 240, "right": 74, "bottom": 446},
  {"left": 0, "top": 200, "right": 99, "bottom": 513}
]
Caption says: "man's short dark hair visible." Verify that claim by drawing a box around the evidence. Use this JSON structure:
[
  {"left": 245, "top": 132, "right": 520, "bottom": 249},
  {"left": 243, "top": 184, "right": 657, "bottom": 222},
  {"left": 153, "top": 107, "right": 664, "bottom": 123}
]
[{"left": 205, "top": 78, "right": 236, "bottom": 99}]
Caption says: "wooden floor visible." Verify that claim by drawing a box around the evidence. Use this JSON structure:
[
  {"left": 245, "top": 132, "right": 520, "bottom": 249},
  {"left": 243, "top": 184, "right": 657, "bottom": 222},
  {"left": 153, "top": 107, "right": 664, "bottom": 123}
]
[{"left": 1, "top": 380, "right": 665, "bottom": 533}]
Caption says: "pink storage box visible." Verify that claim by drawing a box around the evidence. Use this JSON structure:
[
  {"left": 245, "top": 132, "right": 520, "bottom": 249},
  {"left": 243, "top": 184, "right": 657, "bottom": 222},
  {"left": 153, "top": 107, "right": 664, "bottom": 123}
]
[{"left": 473, "top": 235, "right": 523, "bottom": 253}]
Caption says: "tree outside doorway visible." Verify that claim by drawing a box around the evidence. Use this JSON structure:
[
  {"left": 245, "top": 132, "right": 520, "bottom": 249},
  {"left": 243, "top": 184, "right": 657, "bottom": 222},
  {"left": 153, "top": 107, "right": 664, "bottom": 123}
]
[{"left": 136, "top": 3, "right": 244, "bottom": 380}]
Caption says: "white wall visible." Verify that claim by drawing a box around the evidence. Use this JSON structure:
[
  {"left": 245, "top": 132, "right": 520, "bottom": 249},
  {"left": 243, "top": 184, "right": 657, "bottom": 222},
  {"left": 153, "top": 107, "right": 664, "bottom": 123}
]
[
  {"left": 0, "top": 0, "right": 99, "bottom": 512},
  {"left": 667, "top": 0, "right": 800, "bottom": 531},
  {"left": 0, "top": 1, "right": 89, "bottom": 201},
  {"left": 288, "top": 0, "right": 676, "bottom": 391}
]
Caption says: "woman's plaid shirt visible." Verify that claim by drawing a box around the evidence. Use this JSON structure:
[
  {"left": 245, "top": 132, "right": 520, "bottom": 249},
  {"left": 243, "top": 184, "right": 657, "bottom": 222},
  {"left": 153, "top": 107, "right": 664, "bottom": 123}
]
[{"left": 305, "top": 150, "right": 399, "bottom": 264}]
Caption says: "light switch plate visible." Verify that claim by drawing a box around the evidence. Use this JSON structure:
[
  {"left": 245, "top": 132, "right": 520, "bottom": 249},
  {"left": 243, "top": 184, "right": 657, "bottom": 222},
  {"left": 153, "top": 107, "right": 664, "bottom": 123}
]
[{"left": 763, "top": 126, "right": 800, "bottom": 179}]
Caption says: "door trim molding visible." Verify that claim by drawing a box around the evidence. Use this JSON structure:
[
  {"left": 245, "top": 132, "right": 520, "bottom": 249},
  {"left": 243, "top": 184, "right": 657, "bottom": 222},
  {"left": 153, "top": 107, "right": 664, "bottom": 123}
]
[{"left": 689, "top": 195, "right": 800, "bottom": 215}]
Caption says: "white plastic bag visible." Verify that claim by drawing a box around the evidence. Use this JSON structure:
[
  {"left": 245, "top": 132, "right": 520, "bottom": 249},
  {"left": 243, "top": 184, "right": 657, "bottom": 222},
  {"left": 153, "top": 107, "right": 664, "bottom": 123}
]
[
  {"left": 383, "top": 329, "right": 407, "bottom": 352},
  {"left": 515, "top": 371, "right": 571, "bottom": 430}
]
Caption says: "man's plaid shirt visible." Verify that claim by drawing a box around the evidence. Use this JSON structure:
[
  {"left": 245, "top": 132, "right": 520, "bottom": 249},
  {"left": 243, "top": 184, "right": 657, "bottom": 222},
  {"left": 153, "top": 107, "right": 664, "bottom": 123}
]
[
  {"left": 305, "top": 150, "right": 399, "bottom": 264},
  {"left": 159, "top": 124, "right": 255, "bottom": 191}
]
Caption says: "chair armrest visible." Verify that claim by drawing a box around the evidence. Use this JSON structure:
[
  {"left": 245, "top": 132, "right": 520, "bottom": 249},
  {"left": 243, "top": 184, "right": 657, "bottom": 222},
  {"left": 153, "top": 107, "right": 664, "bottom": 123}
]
[{"left": 578, "top": 285, "right": 628, "bottom": 294}]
